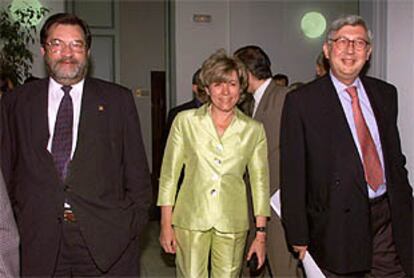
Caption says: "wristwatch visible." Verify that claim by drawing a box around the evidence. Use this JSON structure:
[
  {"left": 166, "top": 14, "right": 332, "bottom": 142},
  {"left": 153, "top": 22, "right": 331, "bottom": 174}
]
[{"left": 255, "top": 226, "right": 266, "bottom": 233}]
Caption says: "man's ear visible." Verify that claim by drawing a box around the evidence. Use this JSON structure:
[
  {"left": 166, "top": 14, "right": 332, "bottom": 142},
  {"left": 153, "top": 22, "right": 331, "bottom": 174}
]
[
  {"left": 322, "top": 43, "right": 330, "bottom": 60},
  {"left": 366, "top": 45, "right": 373, "bottom": 61},
  {"left": 41, "top": 47, "right": 46, "bottom": 57}
]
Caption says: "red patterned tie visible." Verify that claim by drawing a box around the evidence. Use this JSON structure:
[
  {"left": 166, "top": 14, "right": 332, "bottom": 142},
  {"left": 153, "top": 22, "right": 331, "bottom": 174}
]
[
  {"left": 346, "top": 86, "right": 383, "bottom": 191},
  {"left": 52, "top": 86, "right": 73, "bottom": 180}
]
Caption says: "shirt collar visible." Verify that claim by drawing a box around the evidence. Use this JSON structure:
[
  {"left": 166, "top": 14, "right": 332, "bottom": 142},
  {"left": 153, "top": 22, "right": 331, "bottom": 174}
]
[
  {"left": 48, "top": 77, "right": 85, "bottom": 97},
  {"left": 329, "top": 71, "right": 362, "bottom": 96},
  {"left": 253, "top": 78, "right": 272, "bottom": 104}
]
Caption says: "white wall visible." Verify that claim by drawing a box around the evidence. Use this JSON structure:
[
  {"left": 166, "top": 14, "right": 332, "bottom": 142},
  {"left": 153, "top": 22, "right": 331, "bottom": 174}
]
[
  {"left": 173, "top": 0, "right": 358, "bottom": 105},
  {"left": 229, "top": 1, "right": 358, "bottom": 84},
  {"left": 119, "top": 0, "right": 166, "bottom": 172},
  {"left": 174, "top": 0, "right": 230, "bottom": 105},
  {"left": 386, "top": 0, "right": 414, "bottom": 186}
]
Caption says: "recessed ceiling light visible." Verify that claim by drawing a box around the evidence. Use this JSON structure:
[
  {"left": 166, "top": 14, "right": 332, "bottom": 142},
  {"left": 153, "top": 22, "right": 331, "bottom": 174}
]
[{"left": 301, "top": 12, "right": 326, "bottom": 39}]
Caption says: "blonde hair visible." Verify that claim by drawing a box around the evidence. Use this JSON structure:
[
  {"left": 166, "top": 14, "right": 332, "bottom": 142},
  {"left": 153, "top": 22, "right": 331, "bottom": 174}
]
[{"left": 197, "top": 49, "right": 248, "bottom": 101}]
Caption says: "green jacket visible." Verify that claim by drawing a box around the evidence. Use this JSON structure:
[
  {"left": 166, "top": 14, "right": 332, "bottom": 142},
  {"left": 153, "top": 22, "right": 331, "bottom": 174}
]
[{"left": 157, "top": 104, "right": 270, "bottom": 233}]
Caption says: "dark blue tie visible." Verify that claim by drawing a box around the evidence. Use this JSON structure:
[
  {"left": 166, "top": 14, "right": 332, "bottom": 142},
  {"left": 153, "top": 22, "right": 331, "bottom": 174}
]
[{"left": 52, "top": 86, "right": 73, "bottom": 180}]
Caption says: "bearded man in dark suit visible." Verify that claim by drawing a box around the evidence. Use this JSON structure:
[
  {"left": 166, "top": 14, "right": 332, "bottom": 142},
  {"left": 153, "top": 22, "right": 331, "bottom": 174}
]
[
  {"left": 281, "top": 15, "right": 412, "bottom": 277},
  {"left": 1, "top": 13, "right": 151, "bottom": 276}
]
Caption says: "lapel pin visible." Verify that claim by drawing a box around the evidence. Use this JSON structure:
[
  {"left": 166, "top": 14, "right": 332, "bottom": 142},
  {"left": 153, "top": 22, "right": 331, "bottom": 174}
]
[{"left": 98, "top": 105, "right": 104, "bottom": 112}]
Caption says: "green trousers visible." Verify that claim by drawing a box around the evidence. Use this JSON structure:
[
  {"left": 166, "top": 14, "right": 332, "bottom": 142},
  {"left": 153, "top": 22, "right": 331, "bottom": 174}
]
[{"left": 175, "top": 227, "right": 248, "bottom": 278}]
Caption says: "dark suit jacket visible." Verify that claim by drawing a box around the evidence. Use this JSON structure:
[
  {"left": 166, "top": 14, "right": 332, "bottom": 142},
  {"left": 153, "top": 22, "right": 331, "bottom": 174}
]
[
  {"left": 280, "top": 75, "right": 413, "bottom": 275},
  {"left": 244, "top": 80, "right": 299, "bottom": 276},
  {"left": 1, "top": 77, "right": 151, "bottom": 276}
]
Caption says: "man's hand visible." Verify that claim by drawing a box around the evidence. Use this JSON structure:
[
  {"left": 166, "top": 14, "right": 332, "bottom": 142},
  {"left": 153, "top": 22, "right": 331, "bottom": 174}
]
[{"left": 293, "top": 245, "right": 307, "bottom": 260}]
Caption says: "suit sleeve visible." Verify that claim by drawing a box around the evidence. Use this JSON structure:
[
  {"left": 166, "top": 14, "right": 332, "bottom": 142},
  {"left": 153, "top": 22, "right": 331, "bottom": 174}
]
[
  {"left": 280, "top": 92, "right": 309, "bottom": 246},
  {"left": 386, "top": 86, "right": 411, "bottom": 190},
  {"left": 0, "top": 92, "right": 17, "bottom": 204},
  {"left": 0, "top": 171, "right": 19, "bottom": 278},
  {"left": 122, "top": 91, "right": 152, "bottom": 234},
  {"left": 157, "top": 115, "right": 185, "bottom": 206},
  {"left": 247, "top": 124, "right": 270, "bottom": 217}
]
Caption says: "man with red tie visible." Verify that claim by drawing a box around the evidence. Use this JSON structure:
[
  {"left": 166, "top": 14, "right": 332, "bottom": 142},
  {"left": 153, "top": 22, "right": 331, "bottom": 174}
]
[{"left": 280, "top": 15, "right": 412, "bottom": 277}]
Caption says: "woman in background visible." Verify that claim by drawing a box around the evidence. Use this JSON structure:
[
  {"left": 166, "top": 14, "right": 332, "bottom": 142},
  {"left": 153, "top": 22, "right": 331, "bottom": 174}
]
[{"left": 157, "top": 49, "right": 270, "bottom": 278}]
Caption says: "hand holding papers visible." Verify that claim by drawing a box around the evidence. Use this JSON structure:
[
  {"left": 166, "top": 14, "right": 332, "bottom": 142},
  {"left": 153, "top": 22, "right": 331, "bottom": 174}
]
[{"left": 270, "top": 190, "right": 325, "bottom": 278}]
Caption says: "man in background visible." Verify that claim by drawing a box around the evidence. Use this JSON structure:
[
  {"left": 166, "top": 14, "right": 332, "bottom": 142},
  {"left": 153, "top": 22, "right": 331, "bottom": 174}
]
[
  {"left": 0, "top": 170, "right": 19, "bottom": 277},
  {"left": 235, "top": 45, "right": 301, "bottom": 277},
  {"left": 281, "top": 15, "right": 412, "bottom": 277},
  {"left": 273, "top": 73, "right": 289, "bottom": 87},
  {"left": 163, "top": 68, "right": 206, "bottom": 142},
  {"left": 1, "top": 13, "right": 151, "bottom": 276}
]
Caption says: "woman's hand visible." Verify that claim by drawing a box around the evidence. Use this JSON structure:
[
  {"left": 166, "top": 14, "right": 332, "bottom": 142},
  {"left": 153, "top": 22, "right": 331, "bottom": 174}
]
[
  {"left": 159, "top": 223, "right": 177, "bottom": 254},
  {"left": 159, "top": 206, "right": 177, "bottom": 254},
  {"left": 246, "top": 232, "right": 266, "bottom": 269}
]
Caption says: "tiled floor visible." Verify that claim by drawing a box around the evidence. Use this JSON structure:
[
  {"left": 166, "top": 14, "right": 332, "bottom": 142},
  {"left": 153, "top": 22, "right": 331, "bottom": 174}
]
[{"left": 140, "top": 221, "right": 175, "bottom": 277}]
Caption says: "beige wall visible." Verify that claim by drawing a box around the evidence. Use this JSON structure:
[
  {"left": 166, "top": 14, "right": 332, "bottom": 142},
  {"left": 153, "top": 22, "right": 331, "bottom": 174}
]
[{"left": 387, "top": 0, "right": 414, "bottom": 187}]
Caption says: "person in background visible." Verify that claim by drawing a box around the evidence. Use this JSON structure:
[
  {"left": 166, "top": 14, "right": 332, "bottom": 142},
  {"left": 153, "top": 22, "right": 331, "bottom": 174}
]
[
  {"left": 158, "top": 49, "right": 270, "bottom": 277},
  {"left": 315, "top": 51, "right": 330, "bottom": 77},
  {"left": 235, "top": 45, "right": 301, "bottom": 277},
  {"left": 288, "top": 81, "right": 305, "bottom": 92},
  {"left": 0, "top": 170, "right": 19, "bottom": 277},
  {"left": 0, "top": 73, "right": 14, "bottom": 96},
  {"left": 162, "top": 68, "right": 206, "bottom": 145},
  {"left": 281, "top": 15, "right": 412, "bottom": 277},
  {"left": 273, "top": 73, "right": 289, "bottom": 86},
  {"left": 1, "top": 13, "right": 151, "bottom": 276}
]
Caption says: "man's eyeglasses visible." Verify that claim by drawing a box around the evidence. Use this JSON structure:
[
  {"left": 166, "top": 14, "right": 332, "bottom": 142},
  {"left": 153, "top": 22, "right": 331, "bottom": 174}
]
[
  {"left": 329, "top": 37, "right": 370, "bottom": 51},
  {"left": 45, "top": 39, "right": 87, "bottom": 53}
]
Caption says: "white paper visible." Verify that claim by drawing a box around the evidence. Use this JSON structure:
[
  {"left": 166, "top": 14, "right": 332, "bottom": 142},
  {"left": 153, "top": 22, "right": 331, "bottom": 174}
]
[{"left": 270, "top": 190, "right": 325, "bottom": 278}]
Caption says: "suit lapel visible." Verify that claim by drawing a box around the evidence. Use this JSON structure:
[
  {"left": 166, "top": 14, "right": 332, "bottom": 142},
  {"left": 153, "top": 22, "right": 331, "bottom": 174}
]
[
  {"left": 29, "top": 79, "right": 58, "bottom": 171},
  {"left": 195, "top": 104, "right": 221, "bottom": 141},
  {"left": 323, "top": 77, "right": 368, "bottom": 196},
  {"left": 221, "top": 108, "right": 244, "bottom": 141},
  {"left": 30, "top": 79, "right": 50, "bottom": 150},
  {"left": 69, "top": 78, "right": 102, "bottom": 173}
]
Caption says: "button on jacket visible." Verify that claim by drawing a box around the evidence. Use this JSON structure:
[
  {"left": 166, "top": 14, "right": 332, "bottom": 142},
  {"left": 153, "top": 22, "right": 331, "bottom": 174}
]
[{"left": 157, "top": 104, "right": 270, "bottom": 233}]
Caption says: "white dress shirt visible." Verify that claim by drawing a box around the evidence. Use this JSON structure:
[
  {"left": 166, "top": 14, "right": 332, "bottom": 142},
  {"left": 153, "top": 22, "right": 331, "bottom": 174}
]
[
  {"left": 47, "top": 78, "right": 84, "bottom": 159},
  {"left": 252, "top": 78, "right": 272, "bottom": 117},
  {"left": 330, "top": 72, "right": 386, "bottom": 198}
]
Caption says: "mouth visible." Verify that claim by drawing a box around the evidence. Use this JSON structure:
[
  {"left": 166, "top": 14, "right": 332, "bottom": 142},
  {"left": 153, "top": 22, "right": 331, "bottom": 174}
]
[
  {"left": 341, "top": 58, "right": 355, "bottom": 66},
  {"left": 58, "top": 59, "right": 78, "bottom": 65}
]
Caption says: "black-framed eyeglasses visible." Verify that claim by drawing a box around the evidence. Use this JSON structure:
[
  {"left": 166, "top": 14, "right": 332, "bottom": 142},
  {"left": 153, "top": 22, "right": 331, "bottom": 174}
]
[
  {"left": 329, "top": 37, "right": 370, "bottom": 51},
  {"left": 45, "top": 39, "right": 86, "bottom": 53}
]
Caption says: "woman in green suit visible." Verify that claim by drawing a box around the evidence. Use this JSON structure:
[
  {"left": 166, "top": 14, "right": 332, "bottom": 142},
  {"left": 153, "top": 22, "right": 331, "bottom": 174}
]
[{"left": 158, "top": 50, "right": 270, "bottom": 278}]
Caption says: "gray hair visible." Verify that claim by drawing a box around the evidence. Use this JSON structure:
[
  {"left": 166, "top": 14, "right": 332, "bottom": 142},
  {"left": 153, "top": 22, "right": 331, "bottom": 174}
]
[{"left": 326, "top": 15, "right": 373, "bottom": 44}]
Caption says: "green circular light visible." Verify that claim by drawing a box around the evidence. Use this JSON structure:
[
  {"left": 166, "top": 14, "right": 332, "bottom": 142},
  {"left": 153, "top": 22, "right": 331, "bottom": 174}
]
[{"left": 301, "top": 12, "right": 326, "bottom": 39}]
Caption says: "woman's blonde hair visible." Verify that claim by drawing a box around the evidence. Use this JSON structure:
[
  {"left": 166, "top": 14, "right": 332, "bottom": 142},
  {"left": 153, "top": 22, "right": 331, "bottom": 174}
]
[{"left": 197, "top": 49, "right": 248, "bottom": 101}]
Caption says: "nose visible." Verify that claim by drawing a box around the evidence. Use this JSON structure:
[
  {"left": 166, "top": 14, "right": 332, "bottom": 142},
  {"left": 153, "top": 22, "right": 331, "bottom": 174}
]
[
  {"left": 222, "top": 83, "right": 230, "bottom": 95},
  {"left": 60, "top": 44, "right": 75, "bottom": 56},
  {"left": 345, "top": 41, "right": 355, "bottom": 54}
]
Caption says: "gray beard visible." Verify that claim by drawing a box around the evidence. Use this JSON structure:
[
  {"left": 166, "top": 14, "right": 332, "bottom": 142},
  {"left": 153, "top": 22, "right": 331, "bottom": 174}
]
[{"left": 46, "top": 58, "right": 88, "bottom": 85}]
